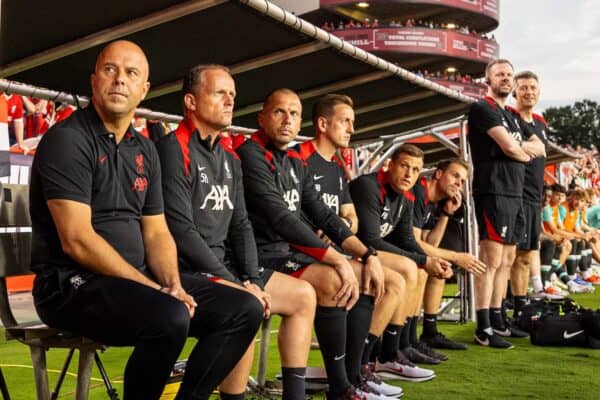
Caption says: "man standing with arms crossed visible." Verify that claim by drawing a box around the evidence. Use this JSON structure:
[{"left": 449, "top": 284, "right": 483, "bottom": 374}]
[
  {"left": 30, "top": 41, "right": 263, "bottom": 400},
  {"left": 510, "top": 71, "right": 550, "bottom": 318},
  {"left": 468, "top": 59, "right": 545, "bottom": 349},
  {"left": 157, "top": 64, "right": 317, "bottom": 400}
]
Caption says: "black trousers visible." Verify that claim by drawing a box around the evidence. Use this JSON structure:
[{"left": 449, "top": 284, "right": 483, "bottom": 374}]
[{"left": 33, "top": 270, "right": 263, "bottom": 400}]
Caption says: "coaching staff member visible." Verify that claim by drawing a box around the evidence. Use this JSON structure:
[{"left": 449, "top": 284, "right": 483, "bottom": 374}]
[
  {"left": 468, "top": 59, "right": 545, "bottom": 349},
  {"left": 29, "top": 41, "right": 262, "bottom": 400}
]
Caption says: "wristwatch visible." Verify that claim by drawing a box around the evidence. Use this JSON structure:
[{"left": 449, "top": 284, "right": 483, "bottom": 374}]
[{"left": 362, "top": 246, "right": 378, "bottom": 264}]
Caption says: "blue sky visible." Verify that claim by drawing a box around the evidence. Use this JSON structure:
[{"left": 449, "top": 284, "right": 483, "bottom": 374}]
[{"left": 496, "top": 0, "right": 600, "bottom": 110}]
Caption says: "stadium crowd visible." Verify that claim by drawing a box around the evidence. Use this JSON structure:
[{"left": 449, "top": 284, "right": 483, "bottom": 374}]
[
  {"left": 320, "top": 18, "right": 496, "bottom": 41},
  {"left": 4, "top": 40, "right": 599, "bottom": 400}
]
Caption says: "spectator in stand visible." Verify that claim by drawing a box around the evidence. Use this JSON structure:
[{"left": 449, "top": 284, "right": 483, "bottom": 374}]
[
  {"left": 54, "top": 103, "right": 76, "bottom": 124},
  {"left": 1, "top": 92, "right": 28, "bottom": 152}
]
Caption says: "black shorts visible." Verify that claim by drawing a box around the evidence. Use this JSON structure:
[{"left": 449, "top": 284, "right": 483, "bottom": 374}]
[
  {"left": 474, "top": 195, "right": 524, "bottom": 245},
  {"left": 517, "top": 201, "right": 542, "bottom": 251},
  {"left": 194, "top": 267, "right": 276, "bottom": 286},
  {"left": 259, "top": 251, "right": 319, "bottom": 278}
]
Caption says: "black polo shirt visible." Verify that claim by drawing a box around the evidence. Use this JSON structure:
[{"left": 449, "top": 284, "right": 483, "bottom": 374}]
[
  {"left": 468, "top": 96, "right": 528, "bottom": 197},
  {"left": 522, "top": 113, "right": 549, "bottom": 204},
  {"left": 30, "top": 105, "right": 163, "bottom": 275}
]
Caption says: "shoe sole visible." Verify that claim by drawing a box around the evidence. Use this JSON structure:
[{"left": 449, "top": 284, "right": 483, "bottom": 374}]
[{"left": 375, "top": 371, "right": 436, "bottom": 382}]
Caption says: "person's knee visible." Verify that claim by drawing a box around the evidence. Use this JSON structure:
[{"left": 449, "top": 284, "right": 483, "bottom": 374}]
[
  {"left": 150, "top": 300, "right": 190, "bottom": 344},
  {"left": 402, "top": 263, "right": 418, "bottom": 290},
  {"left": 238, "top": 292, "right": 264, "bottom": 330},
  {"left": 384, "top": 270, "right": 404, "bottom": 299},
  {"left": 313, "top": 268, "right": 344, "bottom": 300},
  {"left": 292, "top": 280, "right": 317, "bottom": 315}
]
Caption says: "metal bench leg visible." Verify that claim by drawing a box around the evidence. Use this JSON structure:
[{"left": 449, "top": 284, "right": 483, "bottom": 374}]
[
  {"left": 0, "top": 367, "right": 11, "bottom": 400},
  {"left": 75, "top": 349, "right": 94, "bottom": 400},
  {"left": 94, "top": 352, "right": 119, "bottom": 400},
  {"left": 256, "top": 317, "right": 272, "bottom": 387},
  {"left": 29, "top": 346, "right": 50, "bottom": 400}
]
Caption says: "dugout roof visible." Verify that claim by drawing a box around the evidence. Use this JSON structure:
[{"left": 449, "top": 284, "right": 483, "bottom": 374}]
[{"left": 0, "top": 0, "right": 473, "bottom": 147}]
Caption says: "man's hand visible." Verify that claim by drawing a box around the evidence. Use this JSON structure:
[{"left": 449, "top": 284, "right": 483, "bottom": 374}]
[
  {"left": 551, "top": 234, "right": 564, "bottom": 245},
  {"left": 162, "top": 284, "right": 197, "bottom": 317},
  {"left": 244, "top": 283, "right": 272, "bottom": 319},
  {"left": 424, "top": 256, "right": 453, "bottom": 279},
  {"left": 331, "top": 258, "right": 360, "bottom": 310},
  {"left": 453, "top": 252, "right": 486, "bottom": 275},
  {"left": 444, "top": 192, "right": 462, "bottom": 216},
  {"left": 362, "top": 255, "right": 385, "bottom": 303}
]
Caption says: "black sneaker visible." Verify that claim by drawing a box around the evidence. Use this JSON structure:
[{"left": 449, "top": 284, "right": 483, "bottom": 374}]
[
  {"left": 420, "top": 332, "right": 468, "bottom": 350},
  {"left": 474, "top": 330, "right": 514, "bottom": 349},
  {"left": 492, "top": 324, "right": 529, "bottom": 338},
  {"left": 414, "top": 342, "right": 448, "bottom": 361},
  {"left": 401, "top": 346, "right": 440, "bottom": 365}
]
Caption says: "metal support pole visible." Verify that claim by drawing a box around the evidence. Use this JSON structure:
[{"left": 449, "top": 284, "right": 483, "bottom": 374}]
[{"left": 459, "top": 118, "right": 477, "bottom": 322}]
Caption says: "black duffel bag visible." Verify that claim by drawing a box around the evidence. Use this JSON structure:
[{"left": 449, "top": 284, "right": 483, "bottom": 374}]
[
  {"left": 530, "top": 312, "right": 589, "bottom": 347},
  {"left": 518, "top": 298, "right": 582, "bottom": 333}
]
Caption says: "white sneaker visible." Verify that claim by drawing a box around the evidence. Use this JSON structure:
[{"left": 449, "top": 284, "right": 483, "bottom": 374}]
[
  {"left": 374, "top": 353, "right": 435, "bottom": 382},
  {"left": 356, "top": 385, "right": 399, "bottom": 400},
  {"left": 568, "top": 281, "right": 595, "bottom": 293},
  {"left": 361, "top": 365, "right": 403, "bottom": 398}
]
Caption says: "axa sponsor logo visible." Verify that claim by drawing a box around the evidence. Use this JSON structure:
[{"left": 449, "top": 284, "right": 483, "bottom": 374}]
[
  {"left": 200, "top": 185, "right": 234, "bottom": 210},
  {"left": 322, "top": 193, "right": 340, "bottom": 214},
  {"left": 283, "top": 189, "right": 300, "bottom": 211},
  {"left": 132, "top": 176, "right": 148, "bottom": 192}
]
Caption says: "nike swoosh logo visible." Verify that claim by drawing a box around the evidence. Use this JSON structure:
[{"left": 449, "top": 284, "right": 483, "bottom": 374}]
[
  {"left": 314, "top": 175, "right": 324, "bottom": 181},
  {"left": 563, "top": 330, "right": 584, "bottom": 339},
  {"left": 334, "top": 354, "right": 345, "bottom": 361},
  {"left": 198, "top": 166, "right": 206, "bottom": 171},
  {"left": 385, "top": 329, "right": 397, "bottom": 335},
  {"left": 292, "top": 374, "right": 306, "bottom": 379},
  {"left": 98, "top": 155, "right": 107, "bottom": 164},
  {"left": 475, "top": 336, "right": 490, "bottom": 346},
  {"left": 383, "top": 207, "right": 390, "bottom": 211},
  {"left": 425, "top": 318, "right": 435, "bottom": 322}
]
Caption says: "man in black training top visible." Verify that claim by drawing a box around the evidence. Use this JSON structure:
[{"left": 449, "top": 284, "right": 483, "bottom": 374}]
[
  {"left": 349, "top": 144, "right": 451, "bottom": 381},
  {"left": 468, "top": 58, "right": 545, "bottom": 349},
  {"left": 157, "top": 64, "right": 316, "bottom": 400},
  {"left": 236, "top": 88, "right": 390, "bottom": 400},
  {"left": 297, "top": 93, "right": 404, "bottom": 395},
  {"left": 410, "top": 158, "right": 486, "bottom": 354},
  {"left": 29, "top": 41, "right": 263, "bottom": 400}
]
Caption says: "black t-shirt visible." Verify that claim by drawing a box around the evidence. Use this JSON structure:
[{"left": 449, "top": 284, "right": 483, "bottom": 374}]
[
  {"left": 156, "top": 118, "right": 262, "bottom": 287},
  {"left": 30, "top": 105, "right": 163, "bottom": 274},
  {"left": 411, "top": 177, "right": 438, "bottom": 230},
  {"left": 236, "top": 130, "right": 353, "bottom": 261},
  {"left": 349, "top": 169, "right": 427, "bottom": 266},
  {"left": 468, "top": 97, "right": 529, "bottom": 197},
  {"left": 521, "top": 113, "right": 549, "bottom": 204},
  {"left": 297, "top": 141, "right": 352, "bottom": 224}
]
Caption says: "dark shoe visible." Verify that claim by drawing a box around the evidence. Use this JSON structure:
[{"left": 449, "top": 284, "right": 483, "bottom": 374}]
[
  {"left": 401, "top": 346, "right": 440, "bottom": 365},
  {"left": 420, "top": 332, "right": 468, "bottom": 350},
  {"left": 474, "top": 330, "right": 514, "bottom": 349},
  {"left": 414, "top": 341, "right": 448, "bottom": 361}
]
